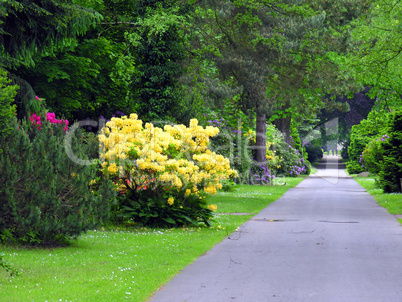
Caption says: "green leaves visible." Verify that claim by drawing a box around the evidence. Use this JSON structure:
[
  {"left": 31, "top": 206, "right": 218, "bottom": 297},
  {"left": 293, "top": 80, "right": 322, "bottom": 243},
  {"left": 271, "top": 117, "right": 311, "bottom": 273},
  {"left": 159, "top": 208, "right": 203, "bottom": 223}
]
[
  {"left": 135, "top": 3, "right": 187, "bottom": 39},
  {"left": 0, "top": 251, "right": 21, "bottom": 277},
  {"left": 130, "top": 0, "right": 186, "bottom": 122},
  {"left": 14, "top": 36, "right": 134, "bottom": 120},
  {"left": 0, "top": 68, "right": 17, "bottom": 139},
  {"left": 0, "top": 0, "right": 103, "bottom": 68},
  {"left": 344, "top": 0, "right": 402, "bottom": 107}
]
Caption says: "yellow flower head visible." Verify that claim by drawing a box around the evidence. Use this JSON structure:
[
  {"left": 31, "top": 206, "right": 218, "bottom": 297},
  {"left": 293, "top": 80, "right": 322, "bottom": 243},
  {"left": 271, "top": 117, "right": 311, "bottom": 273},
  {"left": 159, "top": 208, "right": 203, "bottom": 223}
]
[
  {"left": 107, "top": 163, "right": 119, "bottom": 174},
  {"left": 189, "top": 119, "right": 198, "bottom": 128},
  {"left": 167, "top": 197, "right": 174, "bottom": 206},
  {"left": 207, "top": 204, "right": 218, "bottom": 211}
]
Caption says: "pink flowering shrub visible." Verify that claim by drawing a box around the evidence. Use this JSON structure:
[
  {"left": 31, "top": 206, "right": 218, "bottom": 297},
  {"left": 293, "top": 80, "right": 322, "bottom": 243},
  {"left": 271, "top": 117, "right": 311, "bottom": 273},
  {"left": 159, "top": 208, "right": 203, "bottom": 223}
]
[{"left": 29, "top": 112, "right": 69, "bottom": 132}]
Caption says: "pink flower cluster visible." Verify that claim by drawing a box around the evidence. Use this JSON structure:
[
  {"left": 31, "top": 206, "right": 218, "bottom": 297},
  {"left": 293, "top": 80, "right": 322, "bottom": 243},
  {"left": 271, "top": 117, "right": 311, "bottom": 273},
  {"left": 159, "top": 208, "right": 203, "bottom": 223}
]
[
  {"left": 29, "top": 113, "right": 42, "bottom": 129},
  {"left": 30, "top": 113, "right": 69, "bottom": 132}
]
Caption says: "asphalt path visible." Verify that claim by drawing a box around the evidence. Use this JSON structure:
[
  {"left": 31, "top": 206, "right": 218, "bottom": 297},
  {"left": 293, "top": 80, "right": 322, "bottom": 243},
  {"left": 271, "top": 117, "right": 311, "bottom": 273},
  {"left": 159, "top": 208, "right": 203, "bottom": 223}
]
[{"left": 149, "top": 156, "right": 402, "bottom": 302}]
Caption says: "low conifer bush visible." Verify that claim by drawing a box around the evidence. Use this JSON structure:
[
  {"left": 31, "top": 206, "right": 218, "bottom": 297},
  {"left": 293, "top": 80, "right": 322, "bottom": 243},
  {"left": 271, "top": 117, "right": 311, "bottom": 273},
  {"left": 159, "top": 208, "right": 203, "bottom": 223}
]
[{"left": 0, "top": 114, "right": 116, "bottom": 246}]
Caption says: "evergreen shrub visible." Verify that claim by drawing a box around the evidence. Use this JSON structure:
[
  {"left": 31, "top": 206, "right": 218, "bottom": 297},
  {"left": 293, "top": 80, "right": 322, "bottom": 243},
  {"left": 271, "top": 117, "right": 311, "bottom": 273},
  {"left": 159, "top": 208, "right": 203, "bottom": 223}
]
[
  {"left": 0, "top": 115, "right": 116, "bottom": 246},
  {"left": 377, "top": 111, "right": 402, "bottom": 193},
  {"left": 362, "top": 135, "right": 388, "bottom": 174},
  {"left": 345, "top": 161, "right": 365, "bottom": 174}
]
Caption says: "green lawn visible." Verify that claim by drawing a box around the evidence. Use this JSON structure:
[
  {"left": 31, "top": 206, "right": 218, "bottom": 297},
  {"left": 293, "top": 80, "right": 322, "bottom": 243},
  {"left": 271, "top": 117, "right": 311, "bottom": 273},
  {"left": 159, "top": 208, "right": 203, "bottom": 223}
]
[
  {"left": 355, "top": 177, "right": 402, "bottom": 224},
  {"left": 0, "top": 177, "right": 305, "bottom": 302}
]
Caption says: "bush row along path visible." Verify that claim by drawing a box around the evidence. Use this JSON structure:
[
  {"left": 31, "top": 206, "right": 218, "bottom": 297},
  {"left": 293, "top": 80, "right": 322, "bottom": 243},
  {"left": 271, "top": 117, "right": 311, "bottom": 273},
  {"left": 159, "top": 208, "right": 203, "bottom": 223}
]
[{"left": 149, "top": 155, "right": 402, "bottom": 302}]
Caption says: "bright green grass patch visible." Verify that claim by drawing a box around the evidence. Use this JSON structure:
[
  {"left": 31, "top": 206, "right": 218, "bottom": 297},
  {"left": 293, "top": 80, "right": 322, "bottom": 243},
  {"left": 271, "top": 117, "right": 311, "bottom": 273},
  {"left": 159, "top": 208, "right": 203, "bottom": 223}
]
[
  {"left": 0, "top": 177, "right": 305, "bottom": 302},
  {"left": 355, "top": 177, "right": 402, "bottom": 221},
  {"left": 213, "top": 177, "right": 303, "bottom": 214}
]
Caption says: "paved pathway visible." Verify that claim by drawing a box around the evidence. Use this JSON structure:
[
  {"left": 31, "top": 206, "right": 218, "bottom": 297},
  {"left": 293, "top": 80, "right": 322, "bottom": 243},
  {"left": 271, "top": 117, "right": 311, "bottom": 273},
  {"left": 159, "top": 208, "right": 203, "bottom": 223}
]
[{"left": 149, "top": 156, "right": 402, "bottom": 302}]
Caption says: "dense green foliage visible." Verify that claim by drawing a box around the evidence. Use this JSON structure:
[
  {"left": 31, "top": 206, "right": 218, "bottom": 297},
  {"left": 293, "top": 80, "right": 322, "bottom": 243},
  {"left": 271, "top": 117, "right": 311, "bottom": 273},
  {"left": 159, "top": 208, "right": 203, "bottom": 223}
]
[
  {"left": 9, "top": 0, "right": 192, "bottom": 123},
  {"left": 129, "top": 0, "right": 188, "bottom": 122},
  {"left": 0, "top": 68, "right": 17, "bottom": 139},
  {"left": 15, "top": 37, "right": 134, "bottom": 121},
  {"left": 305, "top": 144, "right": 323, "bottom": 164},
  {"left": 0, "top": 0, "right": 107, "bottom": 121},
  {"left": 345, "top": 0, "right": 402, "bottom": 108},
  {"left": 377, "top": 111, "right": 402, "bottom": 193},
  {"left": 0, "top": 116, "right": 116, "bottom": 245},
  {"left": 346, "top": 109, "right": 390, "bottom": 174},
  {"left": 361, "top": 137, "right": 384, "bottom": 174},
  {"left": 190, "top": 0, "right": 328, "bottom": 161},
  {"left": 0, "top": 0, "right": 102, "bottom": 68}
]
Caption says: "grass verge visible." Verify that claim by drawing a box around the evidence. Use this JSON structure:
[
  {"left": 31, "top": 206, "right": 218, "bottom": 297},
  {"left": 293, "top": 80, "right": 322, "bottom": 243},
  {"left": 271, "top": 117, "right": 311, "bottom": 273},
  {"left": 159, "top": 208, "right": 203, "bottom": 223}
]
[
  {"left": 0, "top": 177, "right": 305, "bottom": 302},
  {"left": 354, "top": 177, "right": 402, "bottom": 224}
]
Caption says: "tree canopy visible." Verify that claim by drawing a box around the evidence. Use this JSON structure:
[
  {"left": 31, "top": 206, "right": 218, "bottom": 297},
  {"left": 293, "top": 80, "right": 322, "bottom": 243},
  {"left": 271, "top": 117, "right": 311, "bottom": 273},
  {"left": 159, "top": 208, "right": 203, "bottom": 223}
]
[
  {"left": 1, "top": 0, "right": 396, "bottom": 159},
  {"left": 341, "top": 0, "right": 402, "bottom": 108},
  {"left": 187, "top": 0, "right": 369, "bottom": 161},
  {"left": 0, "top": 0, "right": 102, "bottom": 68}
]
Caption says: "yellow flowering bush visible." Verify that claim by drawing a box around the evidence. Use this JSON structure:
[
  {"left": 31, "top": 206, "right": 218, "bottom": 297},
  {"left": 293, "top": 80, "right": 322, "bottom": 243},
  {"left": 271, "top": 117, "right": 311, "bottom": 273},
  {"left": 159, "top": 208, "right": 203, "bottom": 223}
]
[{"left": 99, "top": 114, "right": 237, "bottom": 227}]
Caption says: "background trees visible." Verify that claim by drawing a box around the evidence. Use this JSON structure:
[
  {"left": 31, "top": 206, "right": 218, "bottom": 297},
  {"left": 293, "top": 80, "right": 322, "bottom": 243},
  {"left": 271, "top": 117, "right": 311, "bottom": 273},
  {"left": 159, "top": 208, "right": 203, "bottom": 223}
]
[
  {"left": 187, "top": 0, "right": 373, "bottom": 162},
  {"left": 189, "top": 0, "right": 329, "bottom": 162},
  {"left": 0, "top": 0, "right": 104, "bottom": 118},
  {"left": 128, "top": 0, "right": 189, "bottom": 122},
  {"left": 1, "top": 0, "right": 400, "bottom": 184},
  {"left": 344, "top": 0, "right": 402, "bottom": 109},
  {"left": 0, "top": 0, "right": 102, "bottom": 68}
]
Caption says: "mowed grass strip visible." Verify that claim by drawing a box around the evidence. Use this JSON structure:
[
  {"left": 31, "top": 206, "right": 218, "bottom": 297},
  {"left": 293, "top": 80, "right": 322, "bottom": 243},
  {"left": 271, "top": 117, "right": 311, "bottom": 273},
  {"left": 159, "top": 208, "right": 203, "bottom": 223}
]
[
  {"left": 0, "top": 177, "right": 305, "bottom": 302},
  {"left": 355, "top": 177, "right": 402, "bottom": 224}
]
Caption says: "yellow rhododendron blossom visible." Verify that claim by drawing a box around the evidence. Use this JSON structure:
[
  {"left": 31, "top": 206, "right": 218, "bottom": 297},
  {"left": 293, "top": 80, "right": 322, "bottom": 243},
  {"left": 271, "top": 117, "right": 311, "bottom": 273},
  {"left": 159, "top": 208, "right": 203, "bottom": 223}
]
[
  {"left": 107, "top": 163, "right": 118, "bottom": 174},
  {"left": 100, "top": 115, "right": 238, "bottom": 221},
  {"left": 208, "top": 204, "right": 218, "bottom": 211},
  {"left": 167, "top": 197, "right": 174, "bottom": 206}
]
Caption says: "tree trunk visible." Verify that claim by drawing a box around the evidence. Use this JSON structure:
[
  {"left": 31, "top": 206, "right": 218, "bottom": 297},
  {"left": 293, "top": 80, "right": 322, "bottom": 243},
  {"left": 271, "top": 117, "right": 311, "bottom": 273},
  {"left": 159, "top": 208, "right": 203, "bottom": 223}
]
[
  {"left": 273, "top": 115, "right": 291, "bottom": 145},
  {"left": 255, "top": 112, "right": 266, "bottom": 163}
]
